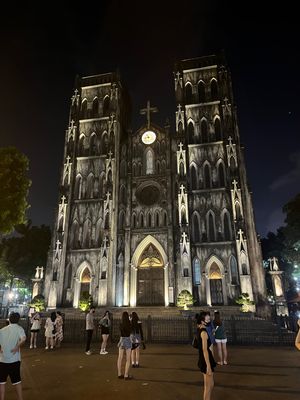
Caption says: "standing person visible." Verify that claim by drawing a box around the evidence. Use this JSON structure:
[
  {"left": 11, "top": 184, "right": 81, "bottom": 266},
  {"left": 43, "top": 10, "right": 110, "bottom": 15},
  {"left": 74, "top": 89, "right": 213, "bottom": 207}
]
[
  {"left": 213, "top": 311, "right": 228, "bottom": 365},
  {"left": 99, "top": 310, "right": 111, "bottom": 355},
  {"left": 117, "top": 311, "right": 133, "bottom": 380},
  {"left": 295, "top": 319, "right": 300, "bottom": 350},
  {"left": 196, "top": 311, "right": 216, "bottom": 400},
  {"left": 130, "top": 312, "right": 144, "bottom": 368},
  {"left": 44, "top": 312, "right": 56, "bottom": 350},
  {"left": 85, "top": 307, "right": 95, "bottom": 355},
  {"left": 54, "top": 311, "right": 64, "bottom": 348},
  {"left": 205, "top": 317, "right": 216, "bottom": 355},
  {"left": 0, "top": 312, "right": 26, "bottom": 400},
  {"left": 29, "top": 312, "right": 41, "bottom": 349}
]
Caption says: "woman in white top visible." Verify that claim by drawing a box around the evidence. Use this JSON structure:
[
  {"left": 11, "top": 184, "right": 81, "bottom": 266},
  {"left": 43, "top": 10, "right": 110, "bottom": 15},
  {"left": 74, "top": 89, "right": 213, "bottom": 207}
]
[
  {"left": 30, "top": 312, "right": 41, "bottom": 349},
  {"left": 44, "top": 312, "right": 56, "bottom": 350}
]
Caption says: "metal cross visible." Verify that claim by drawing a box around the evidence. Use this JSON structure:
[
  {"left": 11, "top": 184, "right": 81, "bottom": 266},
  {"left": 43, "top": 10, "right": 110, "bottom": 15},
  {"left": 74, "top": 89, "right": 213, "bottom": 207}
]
[
  {"left": 140, "top": 100, "right": 158, "bottom": 129},
  {"left": 178, "top": 142, "right": 184, "bottom": 152}
]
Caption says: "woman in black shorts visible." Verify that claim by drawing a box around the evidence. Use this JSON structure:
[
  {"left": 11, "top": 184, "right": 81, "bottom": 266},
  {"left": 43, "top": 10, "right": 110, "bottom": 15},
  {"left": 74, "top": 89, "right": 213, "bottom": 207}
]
[
  {"left": 196, "top": 311, "right": 216, "bottom": 400},
  {"left": 99, "top": 310, "right": 111, "bottom": 355}
]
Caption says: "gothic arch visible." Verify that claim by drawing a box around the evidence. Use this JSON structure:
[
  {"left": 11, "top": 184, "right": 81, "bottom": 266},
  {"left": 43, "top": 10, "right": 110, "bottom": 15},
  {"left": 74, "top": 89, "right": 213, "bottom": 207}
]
[
  {"left": 80, "top": 98, "right": 88, "bottom": 119},
  {"left": 210, "top": 79, "right": 219, "bottom": 101},
  {"left": 70, "top": 220, "right": 79, "bottom": 248},
  {"left": 73, "top": 260, "right": 93, "bottom": 308},
  {"left": 78, "top": 134, "right": 86, "bottom": 156},
  {"left": 198, "top": 80, "right": 206, "bottom": 103},
  {"left": 155, "top": 210, "right": 160, "bottom": 227},
  {"left": 206, "top": 211, "right": 216, "bottom": 242},
  {"left": 203, "top": 161, "right": 212, "bottom": 188},
  {"left": 147, "top": 211, "right": 152, "bottom": 227},
  {"left": 95, "top": 218, "right": 103, "bottom": 246},
  {"left": 163, "top": 211, "right": 168, "bottom": 226},
  {"left": 100, "top": 131, "right": 108, "bottom": 154},
  {"left": 185, "top": 82, "right": 193, "bottom": 104},
  {"left": 74, "top": 174, "right": 83, "bottom": 199},
  {"left": 205, "top": 255, "right": 225, "bottom": 277},
  {"left": 201, "top": 118, "right": 208, "bottom": 143},
  {"left": 90, "top": 132, "right": 97, "bottom": 155},
  {"left": 83, "top": 218, "right": 92, "bottom": 248},
  {"left": 214, "top": 117, "right": 222, "bottom": 141},
  {"left": 139, "top": 212, "right": 144, "bottom": 228},
  {"left": 229, "top": 255, "right": 239, "bottom": 284},
  {"left": 178, "top": 120, "right": 183, "bottom": 134},
  {"left": 99, "top": 172, "right": 105, "bottom": 198},
  {"left": 190, "top": 163, "right": 198, "bottom": 189},
  {"left": 119, "top": 185, "right": 126, "bottom": 204},
  {"left": 216, "top": 159, "right": 226, "bottom": 187},
  {"left": 240, "top": 251, "right": 249, "bottom": 275},
  {"left": 132, "top": 235, "right": 168, "bottom": 266},
  {"left": 92, "top": 97, "right": 99, "bottom": 118},
  {"left": 222, "top": 209, "right": 232, "bottom": 241},
  {"left": 118, "top": 210, "right": 125, "bottom": 230},
  {"left": 193, "top": 257, "right": 201, "bottom": 285},
  {"left": 132, "top": 213, "right": 137, "bottom": 228},
  {"left": 103, "top": 95, "right": 110, "bottom": 116},
  {"left": 86, "top": 173, "right": 95, "bottom": 198},
  {"left": 144, "top": 147, "right": 155, "bottom": 174},
  {"left": 120, "top": 159, "right": 126, "bottom": 177},
  {"left": 187, "top": 119, "right": 195, "bottom": 144},
  {"left": 192, "top": 212, "right": 200, "bottom": 242}
]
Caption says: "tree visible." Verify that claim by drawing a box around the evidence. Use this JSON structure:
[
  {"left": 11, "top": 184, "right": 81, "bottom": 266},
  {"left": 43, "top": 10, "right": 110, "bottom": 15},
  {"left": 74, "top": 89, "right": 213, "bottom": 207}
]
[
  {"left": 0, "top": 147, "right": 31, "bottom": 235},
  {"left": 282, "top": 193, "right": 300, "bottom": 266},
  {"left": 177, "top": 290, "right": 194, "bottom": 310},
  {"left": 235, "top": 293, "right": 255, "bottom": 312},
  {"left": 0, "top": 222, "right": 51, "bottom": 285}
]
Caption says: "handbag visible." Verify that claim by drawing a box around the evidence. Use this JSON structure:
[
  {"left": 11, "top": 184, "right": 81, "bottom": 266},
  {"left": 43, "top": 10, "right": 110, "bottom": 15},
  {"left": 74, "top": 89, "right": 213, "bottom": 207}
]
[
  {"left": 141, "top": 341, "right": 146, "bottom": 350},
  {"left": 192, "top": 335, "right": 199, "bottom": 349}
]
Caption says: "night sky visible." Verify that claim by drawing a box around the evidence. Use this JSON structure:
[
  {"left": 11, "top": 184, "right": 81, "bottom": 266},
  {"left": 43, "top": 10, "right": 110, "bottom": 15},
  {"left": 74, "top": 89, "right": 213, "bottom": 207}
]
[{"left": 1, "top": 2, "right": 299, "bottom": 237}]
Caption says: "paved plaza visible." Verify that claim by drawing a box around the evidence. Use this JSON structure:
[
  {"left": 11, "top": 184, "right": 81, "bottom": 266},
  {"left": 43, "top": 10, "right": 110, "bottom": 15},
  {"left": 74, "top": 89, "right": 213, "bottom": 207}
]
[{"left": 5, "top": 344, "right": 300, "bottom": 400}]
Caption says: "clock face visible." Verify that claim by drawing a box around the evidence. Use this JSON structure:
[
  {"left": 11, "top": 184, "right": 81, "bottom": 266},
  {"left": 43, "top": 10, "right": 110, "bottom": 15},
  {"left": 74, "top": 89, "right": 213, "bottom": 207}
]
[{"left": 142, "top": 130, "right": 156, "bottom": 145}]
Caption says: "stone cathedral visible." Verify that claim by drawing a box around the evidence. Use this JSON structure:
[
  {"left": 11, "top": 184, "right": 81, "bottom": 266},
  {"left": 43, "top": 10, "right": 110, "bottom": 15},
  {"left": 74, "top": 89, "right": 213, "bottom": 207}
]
[{"left": 44, "top": 54, "right": 267, "bottom": 310}]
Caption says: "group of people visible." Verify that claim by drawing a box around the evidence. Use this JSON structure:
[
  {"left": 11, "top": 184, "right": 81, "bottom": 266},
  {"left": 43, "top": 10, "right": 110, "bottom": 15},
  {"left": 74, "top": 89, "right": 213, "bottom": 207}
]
[
  {"left": 85, "top": 308, "right": 144, "bottom": 380},
  {"left": 195, "top": 310, "right": 228, "bottom": 400},
  {"left": 29, "top": 310, "right": 64, "bottom": 350}
]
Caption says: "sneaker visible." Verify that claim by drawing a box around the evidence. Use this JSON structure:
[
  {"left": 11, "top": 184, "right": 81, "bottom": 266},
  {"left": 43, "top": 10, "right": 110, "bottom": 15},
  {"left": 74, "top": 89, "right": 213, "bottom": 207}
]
[
  {"left": 100, "top": 351, "right": 108, "bottom": 355},
  {"left": 223, "top": 361, "right": 228, "bottom": 365},
  {"left": 34, "top": 345, "right": 37, "bottom": 349},
  {"left": 30, "top": 345, "right": 33, "bottom": 349},
  {"left": 50, "top": 346, "right": 54, "bottom": 350},
  {"left": 45, "top": 346, "right": 49, "bottom": 350},
  {"left": 85, "top": 351, "right": 92, "bottom": 355}
]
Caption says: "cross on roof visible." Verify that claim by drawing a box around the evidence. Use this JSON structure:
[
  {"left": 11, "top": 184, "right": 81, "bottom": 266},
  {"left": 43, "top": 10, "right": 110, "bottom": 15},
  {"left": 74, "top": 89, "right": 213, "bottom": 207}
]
[
  {"left": 66, "top": 156, "right": 71, "bottom": 164},
  {"left": 103, "top": 236, "right": 108, "bottom": 246},
  {"left": 177, "top": 104, "right": 182, "bottom": 113},
  {"left": 175, "top": 71, "right": 181, "bottom": 81},
  {"left": 228, "top": 136, "right": 233, "bottom": 146},
  {"left": 179, "top": 184, "right": 185, "bottom": 194},
  {"left": 140, "top": 100, "right": 158, "bottom": 129},
  {"left": 70, "top": 120, "right": 75, "bottom": 129},
  {"left": 237, "top": 229, "right": 243, "bottom": 241},
  {"left": 74, "top": 89, "right": 78, "bottom": 96},
  {"left": 232, "top": 180, "right": 238, "bottom": 191},
  {"left": 178, "top": 142, "right": 184, "bottom": 152},
  {"left": 108, "top": 151, "right": 113, "bottom": 159}
]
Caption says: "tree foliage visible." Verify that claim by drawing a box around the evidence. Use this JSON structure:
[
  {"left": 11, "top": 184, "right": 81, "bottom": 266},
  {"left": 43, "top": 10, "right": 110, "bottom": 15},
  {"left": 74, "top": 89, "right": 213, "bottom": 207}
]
[
  {"left": 235, "top": 293, "right": 255, "bottom": 312},
  {"left": 0, "top": 147, "right": 31, "bottom": 235},
  {"left": 282, "top": 193, "right": 300, "bottom": 266},
  {"left": 0, "top": 222, "right": 51, "bottom": 284},
  {"left": 177, "top": 290, "right": 194, "bottom": 310}
]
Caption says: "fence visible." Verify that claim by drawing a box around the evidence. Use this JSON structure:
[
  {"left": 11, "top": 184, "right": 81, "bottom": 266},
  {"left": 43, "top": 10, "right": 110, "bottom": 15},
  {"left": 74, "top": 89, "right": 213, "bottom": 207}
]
[{"left": 0, "top": 315, "right": 296, "bottom": 347}]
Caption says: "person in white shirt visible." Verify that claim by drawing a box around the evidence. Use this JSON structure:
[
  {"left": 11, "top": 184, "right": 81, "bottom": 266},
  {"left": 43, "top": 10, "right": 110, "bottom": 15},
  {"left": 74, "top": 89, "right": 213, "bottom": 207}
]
[
  {"left": 85, "top": 307, "right": 95, "bottom": 355},
  {"left": 0, "top": 312, "right": 26, "bottom": 400},
  {"left": 29, "top": 312, "right": 41, "bottom": 349}
]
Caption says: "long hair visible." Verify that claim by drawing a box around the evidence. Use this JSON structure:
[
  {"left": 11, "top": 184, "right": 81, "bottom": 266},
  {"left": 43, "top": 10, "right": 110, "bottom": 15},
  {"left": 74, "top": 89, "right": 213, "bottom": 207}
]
[
  {"left": 131, "top": 311, "right": 140, "bottom": 331},
  {"left": 50, "top": 311, "right": 56, "bottom": 322},
  {"left": 197, "top": 311, "right": 209, "bottom": 325},
  {"left": 102, "top": 310, "right": 110, "bottom": 319},
  {"left": 121, "top": 311, "right": 131, "bottom": 331},
  {"left": 214, "top": 311, "right": 222, "bottom": 326}
]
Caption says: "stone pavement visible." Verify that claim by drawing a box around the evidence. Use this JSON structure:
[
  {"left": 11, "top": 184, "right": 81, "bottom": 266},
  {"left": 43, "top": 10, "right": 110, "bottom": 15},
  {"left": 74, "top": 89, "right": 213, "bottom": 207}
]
[{"left": 5, "top": 344, "right": 300, "bottom": 400}]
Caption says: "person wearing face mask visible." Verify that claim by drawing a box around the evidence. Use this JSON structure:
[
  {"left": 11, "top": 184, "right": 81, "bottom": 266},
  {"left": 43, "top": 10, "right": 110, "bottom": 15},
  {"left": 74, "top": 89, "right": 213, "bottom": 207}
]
[
  {"left": 196, "top": 311, "right": 216, "bottom": 400},
  {"left": 85, "top": 307, "right": 95, "bottom": 355}
]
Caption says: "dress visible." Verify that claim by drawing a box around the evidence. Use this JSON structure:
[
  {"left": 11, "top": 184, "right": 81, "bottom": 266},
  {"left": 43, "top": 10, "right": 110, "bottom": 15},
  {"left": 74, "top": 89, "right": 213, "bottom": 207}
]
[
  {"left": 44, "top": 318, "right": 54, "bottom": 338},
  {"left": 99, "top": 317, "right": 110, "bottom": 335},
  {"left": 197, "top": 327, "right": 217, "bottom": 374},
  {"left": 55, "top": 315, "right": 64, "bottom": 342},
  {"left": 30, "top": 314, "right": 41, "bottom": 332}
]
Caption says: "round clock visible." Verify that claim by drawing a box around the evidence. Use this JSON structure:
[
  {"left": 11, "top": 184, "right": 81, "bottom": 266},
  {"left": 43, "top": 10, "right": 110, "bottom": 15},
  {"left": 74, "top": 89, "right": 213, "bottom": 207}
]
[{"left": 142, "top": 130, "right": 156, "bottom": 145}]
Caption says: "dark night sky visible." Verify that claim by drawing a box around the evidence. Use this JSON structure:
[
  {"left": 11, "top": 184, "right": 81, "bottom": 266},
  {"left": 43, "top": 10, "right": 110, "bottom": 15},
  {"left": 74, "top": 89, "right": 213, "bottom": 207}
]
[{"left": 0, "top": 1, "right": 299, "bottom": 237}]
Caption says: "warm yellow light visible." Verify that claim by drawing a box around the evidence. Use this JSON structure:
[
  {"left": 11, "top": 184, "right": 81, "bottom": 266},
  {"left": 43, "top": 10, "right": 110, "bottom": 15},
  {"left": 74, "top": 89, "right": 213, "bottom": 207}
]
[{"left": 142, "top": 130, "right": 156, "bottom": 144}]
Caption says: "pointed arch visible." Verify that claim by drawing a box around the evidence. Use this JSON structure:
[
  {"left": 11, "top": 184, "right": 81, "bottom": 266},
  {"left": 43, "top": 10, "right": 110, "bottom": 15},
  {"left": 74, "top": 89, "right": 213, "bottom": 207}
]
[
  {"left": 70, "top": 220, "right": 79, "bottom": 248},
  {"left": 92, "top": 97, "right": 99, "bottom": 118},
  {"left": 78, "top": 134, "right": 85, "bottom": 156},
  {"left": 145, "top": 147, "right": 155, "bottom": 174},
  {"left": 229, "top": 255, "right": 239, "bottom": 284},
  {"left": 192, "top": 212, "right": 200, "bottom": 242},
  {"left": 83, "top": 218, "right": 92, "bottom": 248},
  {"left": 203, "top": 162, "right": 212, "bottom": 188},
  {"left": 132, "top": 213, "right": 137, "bottom": 228},
  {"left": 210, "top": 79, "right": 219, "bottom": 101},
  {"left": 131, "top": 235, "right": 168, "bottom": 266},
  {"left": 190, "top": 163, "right": 197, "bottom": 189},
  {"left": 198, "top": 80, "right": 206, "bottom": 103},
  {"left": 161, "top": 159, "right": 166, "bottom": 173},
  {"left": 99, "top": 173, "right": 105, "bottom": 198},
  {"left": 163, "top": 211, "right": 168, "bottom": 226},
  {"left": 193, "top": 258, "right": 201, "bottom": 285},
  {"left": 217, "top": 160, "right": 226, "bottom": 187},
  {"left": 155, "top": 211, "right": 160, "bottom": 227},
  {"left": 207, "top": 211, "right": 216, "bottom": 242},
  {"left": 185, "top": 82, "right": 193, "bottom": 104},
  {"left": 119, "top": 185, "right": 126, "bottom": 204},
  {"left": 103, "top": 95, "right": 110, "bottom": 116},
  {"left": 74, "top": 175, "right": 82, "bottom": 199},
  {"left": 223, "top": 210, "right": 232, "bottom": 241},
  {"left": 205, "top": 255, "right": 224, "bottom": 277},
  {"left": 240, "top": 251, "right": 249, "bottom": 275},
  {"left": 95, "top": 218, "right": 103, "bottom": 247},
  {"left": 214, "top": 117, "right": 222, "bottom": 141},
  {"left": 80, "top": 98, "right": 88, "bottom": 119},
  {"left": 100, "top": 257, "right": 108, "bottom": 279},
  {"left": 86, "top": 173, "right": 95, "bottom": 198},
  {"left": 178, "top": 120, "right": 183, "bottom": 134},
  {"left": 201, "top": 119, "right": 208, "bottom": 143},
  {"left": 120, "top": 159, "right": 126, "bottom": 178},
  {"left": 147, "top": 212, "right": 152, "bottom": 227},
  {"left": 179, "top": 162, "right": 184, "bottom": 177},
  {"left": 75, "top": 260, "right": 93, "bottom": 281},
  {"left": 104, "top": 212, "right": 109, "bottom": 230},
  {"left": 90, "top": 133, "right": 97, "bottom": 155},
  {"left": 139, "top": 212, "right": 144, "bottom": 228},
  {"left": 119, "top": 210, "right": 125, "bottom": 230},
  {"left": 187, "top": 120, "right": 195, "bottom": 144},
  {"left": 100, "top": 131, "right": 108, "bottom": 154},
  {"left": 156, "top": 160, "right": 161, "bottom": 174}
]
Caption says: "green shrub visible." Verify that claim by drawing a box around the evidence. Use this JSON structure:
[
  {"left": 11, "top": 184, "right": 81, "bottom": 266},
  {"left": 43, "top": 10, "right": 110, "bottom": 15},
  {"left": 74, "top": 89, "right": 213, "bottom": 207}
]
[
  {"left": 79, "top": 292, "right": 93, "bottom": 312},
  {"left": 177, "top": 290, "right": 194, "bottom": 310},
  {"left": 235, "top": 293, "right": 255, "bottom": 312},
  {"left": 28, "top": 294, "right": 45, "bottom": 312}
]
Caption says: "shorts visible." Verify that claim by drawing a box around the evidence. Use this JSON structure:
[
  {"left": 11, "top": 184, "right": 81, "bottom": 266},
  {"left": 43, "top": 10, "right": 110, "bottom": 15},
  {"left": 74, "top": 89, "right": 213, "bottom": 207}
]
[
  {"left": 101, "top": 327, "right": 110, "bottom": 335},
  {"left": 30, "top": 329, "right": 40, "bottom": 333},
  {"left": 0, "top": 362, "right": 21, "bottom": 385},
  {"left": 215, "top": 338, "right": 227, "bottom": 343},
  {"left": 117, "top": 337, "right": 132, "bottom": 350}
]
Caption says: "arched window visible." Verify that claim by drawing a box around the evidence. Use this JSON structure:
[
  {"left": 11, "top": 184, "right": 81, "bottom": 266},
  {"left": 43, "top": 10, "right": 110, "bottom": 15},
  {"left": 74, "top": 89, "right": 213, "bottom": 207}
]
[
  {"left": 223, "top": 212, "right": 231, "bottom": 241},
  {"left": 92, "top": 97, "right": 99, "bottom": 118},
  {"left": 214, "top": 118, "right": 222, "bottom": 141},
  {"left": 148, "top": 213, "right": 152, "bottom": 227},
  {"left": 198, "top": 81, "right": 205, "bottom": 103},
  {"left": 193, "top": 258, "right": 201, "bottom": 285},
  {"left": 120, "top": 160, "right": 126, "bottom": 178},
  {"left": 78, "top": 135, "right": 85, "bottom": 156},
  {"left": 140, "top": 213, "right": 144, "bottom": 228},
  {"left": 208, "top": 212, "right": 216, "bottom": 242},
  {"left": 132, "top": 163, "right": 136, "bottom": 176},
  {"left": 75, "top": 175, "right": 82, "bottom": 199},
  {"left": 80, "top": 99, "right": 87, "bottom": 119},
  {"left": 99, "top": 174, "right": 105, "bottom": 197},
  {"left": 83, "top": 219, "right": 91, "bottom": 248},
  {"left": 211, "top": 79, "right": 219, "bottom": 101},
  {"left": 86, "top": 174, "right": 94, "bottom": 198},
  {"left": 107, "top": 170, "right": 112, "bottom": 187},
  {"left": 204, "top": 164, "right": 211, "bottom": 188},
  {"left": 185, "top": 83, "right": 193, "bottom": 104},
  {"left": 192, "top": 213, "right": 200, "bottom": 242},
  {"left": 218, "top": 162, "right": 226, "bottom": 187},
  {"left": 178, "top": 121, "right": 183, "bottom": 134},
  {"left": 235, "top": 202, "right": 242, "bottom": 220},
  {"left": 120, "top": 185, "right": 126, "bottom": 204},
  {"left": 190, "top": 165, "right": 197, "bottom": 190},
  {"left": 101, "top": 132, "right": 108, "bottom": 154},
  {"left": 230, "top": 256, "right": 239, "bottom": 284},
  {"left": 188, "top": 122, "right": 194, "bottom": 144},
  {"left": 70, "top": 221, "right": 79, "bottom": 248},
  {"left": 161, "top": 160, "right": 166, "bottom": 173},
  {"left": 90, "top": 134, "right": 97, "bottom": 156},
  {"left": 145, "top": 148, "right": 155, "bottom": 174},
  {"left": 201, "top": 120, "right": 208, "bottom": 143},
  {"left": 119, "top": 211, "right": 125, "bottom": 230},
  {"left": 132, "top": 213, "right": 136, "bottom": 228},
  {"left": 104, "top": 213, "right": 109, "bottom": 230},
  {"left": 156, "top": 161, "right": 161, "bottom": 174},
  {"left": 179, "top": 163, "right": 184, "bottom": 177},
  {"left": 163, "top": 211, "right": 167, "bottom": 226},
  {"left": 103, "top": 96, "right": 110, "bottom": 116},
  {"left": 155, "top": 212, "right": 160, "bottom": 227}
]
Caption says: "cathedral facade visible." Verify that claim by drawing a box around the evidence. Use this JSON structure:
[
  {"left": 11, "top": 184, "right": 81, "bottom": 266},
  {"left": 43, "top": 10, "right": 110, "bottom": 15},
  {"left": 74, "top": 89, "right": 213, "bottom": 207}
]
[{"left": 44, "top": 54, "right": 267, "bottom": 310}]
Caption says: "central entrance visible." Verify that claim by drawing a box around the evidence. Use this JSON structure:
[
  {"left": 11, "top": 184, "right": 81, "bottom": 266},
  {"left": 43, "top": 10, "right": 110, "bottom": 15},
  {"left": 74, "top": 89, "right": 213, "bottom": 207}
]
[
  {"left": 209, "top": 262, "right": 224, "bottom": 305},
  {"left": 137, "top": 244, "right": 164, "bottom": 306}
]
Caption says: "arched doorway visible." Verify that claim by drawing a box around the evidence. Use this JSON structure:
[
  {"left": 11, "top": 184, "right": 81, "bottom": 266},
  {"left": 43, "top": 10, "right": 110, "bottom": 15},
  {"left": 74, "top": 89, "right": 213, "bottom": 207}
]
[
  {"left": 130, "top": 235, "right": 169, "bottom": 306},
  {"left": 73, "top": 261, "right": 93, "bottom": 308},
  {"left": 208, "top": 262, "right": 224, "bottom": 305},
  {"left": 80, "top": 267, "right": 91, "bottom": 297},
  {"left": 137, "top": 244, "right": 164, "bottom": 306}
]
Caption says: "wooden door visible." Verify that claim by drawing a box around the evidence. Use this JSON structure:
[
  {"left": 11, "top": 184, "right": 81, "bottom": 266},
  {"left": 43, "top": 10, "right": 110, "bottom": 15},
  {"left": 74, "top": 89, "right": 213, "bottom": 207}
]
[
  {"left": 210, "top": 279, "right": 223, "bottom": 305},
  {"left": 137, "top": 267, "right": 164, "bottom": 305}
]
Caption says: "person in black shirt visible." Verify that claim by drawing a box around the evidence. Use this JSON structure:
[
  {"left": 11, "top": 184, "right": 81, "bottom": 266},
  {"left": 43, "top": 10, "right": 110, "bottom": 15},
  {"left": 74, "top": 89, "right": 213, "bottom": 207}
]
[
  {"left": 130, "top": 312, "right": 144, "bottom": 368},
  {"left": 117, "top": 311, "right": 133, "bottom": 380},
  {"left": 196, "top": 311, "right": 216, "bottom": 400}
]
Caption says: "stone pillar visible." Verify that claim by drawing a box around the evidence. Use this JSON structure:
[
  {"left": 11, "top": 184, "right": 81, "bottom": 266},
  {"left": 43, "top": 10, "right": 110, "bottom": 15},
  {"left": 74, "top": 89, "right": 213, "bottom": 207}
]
[
  {"left": 268, "top": 257, "right": 289, "bottom": 316},
  {"left": 31, "top": 267, "right": 44, "bottom": 299}
]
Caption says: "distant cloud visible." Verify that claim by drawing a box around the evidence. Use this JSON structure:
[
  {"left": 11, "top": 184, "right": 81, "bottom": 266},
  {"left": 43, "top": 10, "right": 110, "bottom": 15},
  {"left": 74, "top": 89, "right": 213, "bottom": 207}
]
[{"left": 270, "top": 151, "right": 300, "bottom": 190}]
